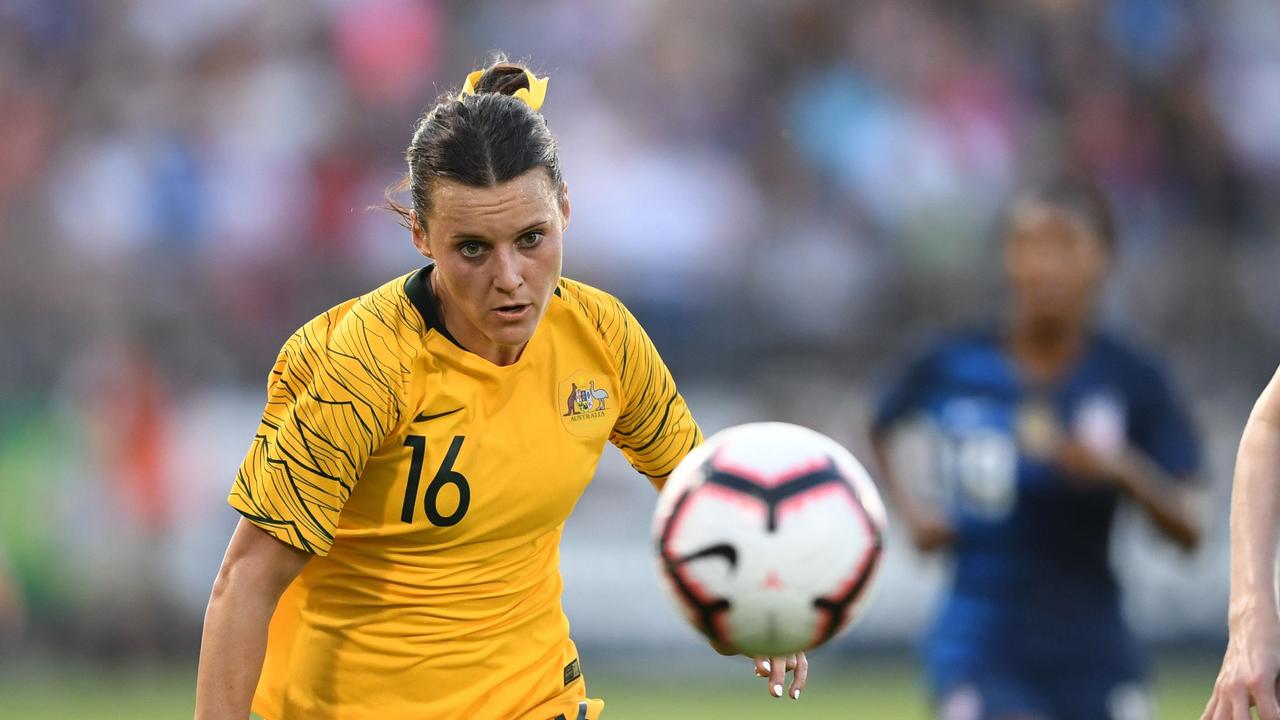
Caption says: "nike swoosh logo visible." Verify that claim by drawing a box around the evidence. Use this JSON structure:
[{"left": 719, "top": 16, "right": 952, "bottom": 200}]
[
  {"left": 414, "top": 407, "right": 463, "bottom": 423},
  {"left": 677, "top": 543, "right": 738, "bottom": 572}
]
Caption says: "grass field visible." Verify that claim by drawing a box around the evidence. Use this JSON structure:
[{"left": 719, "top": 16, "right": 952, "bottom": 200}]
[{"left": 0, "top": 654, "right": 1219, "bottom": 719}]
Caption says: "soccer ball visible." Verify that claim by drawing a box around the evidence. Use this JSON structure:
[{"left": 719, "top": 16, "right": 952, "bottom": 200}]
[{"left": 652, "top": 422, "right": 887, "bottom": 657}]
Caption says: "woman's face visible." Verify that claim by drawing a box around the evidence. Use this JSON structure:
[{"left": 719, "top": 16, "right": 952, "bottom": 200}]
[
  {"left": 1003, "top": 199, "right": 1109, "bottom": 332},
  {"left": 412, "top": 169, "right": 569, "bottom": 365}
]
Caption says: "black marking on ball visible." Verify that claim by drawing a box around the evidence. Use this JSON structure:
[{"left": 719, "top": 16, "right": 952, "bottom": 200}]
[
  {"left": 677, "top": 543, "right": 738, "bottom": 572},
  {"left": 704, "top": 457, "right": 851, "bottom": 532},
  {"left": 658, "top": 487, "right": 735, "bottom": 647},
  {"left": 810, "top": 495, "right": 884, "bottom": 646}
]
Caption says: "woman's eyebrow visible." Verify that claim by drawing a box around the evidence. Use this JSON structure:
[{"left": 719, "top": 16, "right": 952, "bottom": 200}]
[
  {"left": 515, "top": 219, "right": 551, "bottom": 235},
  {"left": 449, "top": 219, "right": 550, "bottom": 241}
]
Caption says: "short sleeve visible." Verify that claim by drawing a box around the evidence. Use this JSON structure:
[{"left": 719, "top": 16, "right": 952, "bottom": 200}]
[
  {"left": 872, "top": 345, "right": 941, "bottom": 435},
  {"left": 229, "top": 305, "right": 406, "bottom": 555},
  {"left": 604, "top": 301, "right": 703, "bottom": 487},
  {"left": 556, "top": 280, "right": 703, "bottom": 487},
  {"left": 1128, "top": 360, "right": 1200, "bottom": 480}
]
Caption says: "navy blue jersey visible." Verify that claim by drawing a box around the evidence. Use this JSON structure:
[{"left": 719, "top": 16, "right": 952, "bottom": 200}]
[{"left": 874, "top": 328, "right": 1200, "bottom": 684}]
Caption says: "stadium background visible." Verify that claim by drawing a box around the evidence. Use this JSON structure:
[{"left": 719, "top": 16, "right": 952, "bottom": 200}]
[{"left": 1, "top": 0, "right": 1278, "bottom": 717}]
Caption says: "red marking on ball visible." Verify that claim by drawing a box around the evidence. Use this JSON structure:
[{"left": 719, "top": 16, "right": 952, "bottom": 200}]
[{"left": 762, "top": 570, "right": 783, "bottom": 590}]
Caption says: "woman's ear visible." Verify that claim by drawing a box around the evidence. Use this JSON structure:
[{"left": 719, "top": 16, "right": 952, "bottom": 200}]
[
  {"left": 559, "top": 182, "right": 571, "bottom": 231},
  {"left": 411, "top": 210, "right": 432, "bottom": 259}
]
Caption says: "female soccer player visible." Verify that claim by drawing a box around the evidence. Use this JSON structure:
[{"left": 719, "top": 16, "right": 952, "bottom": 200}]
[
  {"left": 194, "top": 60, "right": 807, "bottom": 720},
  {"left": 871, "top": 177, "right": 1205, "bottom": 720},
  {"left": 1202, "top": 365, "right": 1280, "bottom": 720}
]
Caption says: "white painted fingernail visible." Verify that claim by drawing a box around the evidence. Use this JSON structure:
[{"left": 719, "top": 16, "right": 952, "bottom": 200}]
[
  {"left": 792, "top": 689, "right": 801, "bottom": 700},
  {"left": 772, "top": 684, "right": 783, "bottom": 697},
  {"left": 761, "top": 660, "right": 771, "bottom": 673}
]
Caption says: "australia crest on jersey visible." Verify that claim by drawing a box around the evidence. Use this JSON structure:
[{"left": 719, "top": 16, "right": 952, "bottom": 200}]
[{"left": 559, "top": 371, "right": 615, "bottom": 438}]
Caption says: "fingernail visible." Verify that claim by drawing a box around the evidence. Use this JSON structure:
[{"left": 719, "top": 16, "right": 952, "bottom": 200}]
[
  {"left": 761, "top": 660, "right": 771, "bottom": 673},
  {"left": 772, "top": 683, "right": 783, "bottom": 697},
  {"left": 792, "top": 689, "right": 801, "bottom": 700}
]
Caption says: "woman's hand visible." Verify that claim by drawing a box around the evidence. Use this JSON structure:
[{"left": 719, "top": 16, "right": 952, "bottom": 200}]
[
  {"left": 906, "top": 510, "right": 955, "bottom": 553},
  {"left": 1056, "top": 440, "right": 1127, "bottom": 488},
  {"left": 1202, "top": 613, "right": 1280, "bottom": 720},
  {"left": 751, "top": 653, "right": 808, "bottom": 700}
]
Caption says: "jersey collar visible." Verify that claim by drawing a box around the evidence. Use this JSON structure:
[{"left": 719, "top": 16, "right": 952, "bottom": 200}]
[
  {"left": 404, "top": 264, "right": 467, "bottom": 350},
  {"left": 404, "top": 263, "right": 565, "bottom": 353}
]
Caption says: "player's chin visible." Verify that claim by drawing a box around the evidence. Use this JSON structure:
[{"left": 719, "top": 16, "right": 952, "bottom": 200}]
[
  {"left": 485, "top": 310, "right": 540, "bottom": 344},
  {"left": 1024, "top": 302, "right": 1073, "bottom": 328}
]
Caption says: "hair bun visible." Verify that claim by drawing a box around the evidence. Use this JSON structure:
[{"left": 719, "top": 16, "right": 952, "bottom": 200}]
[
  {"left": 458, "top": 62, "right": 548, "bottom": 112},
  {"left": 475, "top": 64, "right": 532, "bottom": 96}
]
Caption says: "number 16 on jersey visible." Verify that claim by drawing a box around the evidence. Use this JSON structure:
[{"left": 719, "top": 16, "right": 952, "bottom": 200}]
[{"left": 401, "top": 435, "right": 470, "bottom": 526}]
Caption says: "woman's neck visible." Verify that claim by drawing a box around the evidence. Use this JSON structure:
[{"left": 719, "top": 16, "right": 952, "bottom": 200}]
[
  {"left": 430, "top": 270, "right": 525, "bottom": 367},
  {"left": 1008, "top": 312, "right": 1089, "bottom": 386}
]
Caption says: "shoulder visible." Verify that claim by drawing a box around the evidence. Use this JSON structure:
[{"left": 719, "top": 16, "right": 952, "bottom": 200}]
[
  {"left": 901, "top": 327, "right": 1000, "bottom": 373},
  {"left": 1089, "top": 331, "right": 1193, "bottom": 414},
  {"left": 1090, "top": 331, "right": 1170, "bottom": 385},
  {"left": 877, "top": 328, "right": 1007, "bottom": 406},
  {"left": 274, "top": 271, "right": 424, "bottom": 391},
  {"left": 343, "top": 270, "right": 427, "bottom": 345},
  {"left": 292, "top": 271, "right": 423, "bottom": 349},
  {"left": 552, "top": 275, "right": 638, "bottom": 339},
  {"left": 937, "top": 327, "right": 1000, "bottom": 359},
  {"left": 555, "top": 276, "right": 628, "bottom": 321},
  {"left": 551, "top": 276, "right": 661, "bottom": 385}
]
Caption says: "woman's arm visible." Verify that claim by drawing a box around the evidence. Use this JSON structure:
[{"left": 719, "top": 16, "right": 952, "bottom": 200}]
[
  {"left": 870, "top": 426, "right": 953, "bottom": 553},
  {"left": 1203, "top": 365, "right": 1280, "bottom": 720},
  {"left": 195, "top": 518, "right": 312, "bottom": 720},
  {"left": 1228, "top": 367, "right": 1280, "bottom": 644},
  {"left": 1120, "top": 453, "right": 1204, "bottom": 550},
  {"left": 1059, "top": 441, "right": 1204, "bottom": 550}
]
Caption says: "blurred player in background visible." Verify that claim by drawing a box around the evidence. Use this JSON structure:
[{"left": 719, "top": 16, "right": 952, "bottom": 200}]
[
  {"left": 194, "top": 58, "right": 809, "bottom": 720},
  {"left": 1202, "top": 365, "right": 1280, "bottom": 720},
  {"left": 871, "top": 177, "right": 1205, "bottom": 720}
]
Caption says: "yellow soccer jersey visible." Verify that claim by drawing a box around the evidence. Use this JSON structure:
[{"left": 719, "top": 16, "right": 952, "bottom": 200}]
[{"left": 229, "top": 266, "right": 702, "bottom": 720}]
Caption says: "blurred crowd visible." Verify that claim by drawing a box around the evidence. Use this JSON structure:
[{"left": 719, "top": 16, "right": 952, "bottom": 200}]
[{"left": 1, "top": 0, "right": 1278, "bottom": 658}]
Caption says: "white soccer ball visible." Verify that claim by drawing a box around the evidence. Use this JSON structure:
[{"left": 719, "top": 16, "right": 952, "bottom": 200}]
[{"left": 652, "top": 422, "right": 887, "bottom": 657}]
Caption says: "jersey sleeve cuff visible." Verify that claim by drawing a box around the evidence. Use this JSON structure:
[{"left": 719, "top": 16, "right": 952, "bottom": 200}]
[{"left": 227, "top": 493, "right": 333, "bottom": 557}]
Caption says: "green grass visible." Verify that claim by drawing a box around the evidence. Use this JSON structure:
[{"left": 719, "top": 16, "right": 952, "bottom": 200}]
[
  {"left": 0, "top": 655, "right": 1219, "bottom": 719},
  {"left": 588, "top": 658, "right": 929, "bottom": 718},
  {"left": 587, "top": 654, "right": 1219, "bottom": 719},
  {"left": 0, "top": 666, "right": 197, "bottom": 718}
]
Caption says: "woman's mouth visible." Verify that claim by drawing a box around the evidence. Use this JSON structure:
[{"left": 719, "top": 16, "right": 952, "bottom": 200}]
[{"left": 493, "top": 303, "right": 531, "bottom": 320}]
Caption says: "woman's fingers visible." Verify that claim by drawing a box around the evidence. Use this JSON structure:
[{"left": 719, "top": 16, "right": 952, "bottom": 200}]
[
  {"left": 768, "top": 655, "right": 786, "bottom": 697},
  {"left": 753, "top": 657, "right": 770, "bottom": 678},
  {"left": 1250, "top": 668, "right": 1280, "bottom": 720},
  {"left": 1199, "top": 689, "right": 1217, "bottom": 720},
  {"left": 751, "top": 653, "right": 808, "bottom": 699},
  {"left": 789, "top": 653, "right": 808, "bottom": 700},
  {"left": 1232, "top": 687, "right": 1253, "bottom": 720}
]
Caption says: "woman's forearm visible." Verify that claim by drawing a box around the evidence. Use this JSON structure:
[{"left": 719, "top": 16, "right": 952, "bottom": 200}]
[
  {"left": 194, "top": 565, "right": 279, "bottom": 720},
  {"left": 871, "top": 430, "right": 919, "bottom": 523},
  {"left": 1115, "top": 450, "right": 1203, "bottom": 551},
  {"left": 871, "top": 428, "right": 955, "bottom": 552},
  {"left": 195, "top": 520, "right": 311, "bottom": 720},
  {"left": 1229, "top": 397, "right": 1280, "bottom": 627}
]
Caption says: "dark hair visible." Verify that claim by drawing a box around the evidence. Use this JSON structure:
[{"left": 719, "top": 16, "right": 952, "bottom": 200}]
[
  {"left": 385, "top": 57, "right": 562, "bottom": 230},
  {"left": 1019, "top": 175, "right": 1117, "bottom": 252}
]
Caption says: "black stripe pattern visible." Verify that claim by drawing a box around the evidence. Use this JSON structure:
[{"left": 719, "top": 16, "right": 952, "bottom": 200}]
[
  {"left": 556, "top": 278, "right": 703, "bottom": 484},
  {"left": 229, "top": 273, "right": 422, "bottom": 555}
]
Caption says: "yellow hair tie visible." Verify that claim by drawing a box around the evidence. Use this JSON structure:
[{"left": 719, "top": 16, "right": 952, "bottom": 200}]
[{"left": 458, "top": 68, "right": 549, "bottom": 112}]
